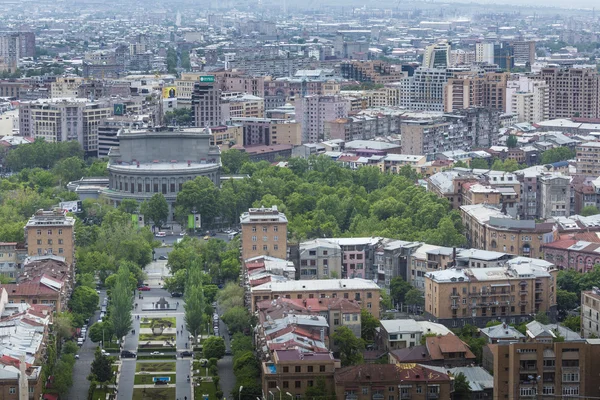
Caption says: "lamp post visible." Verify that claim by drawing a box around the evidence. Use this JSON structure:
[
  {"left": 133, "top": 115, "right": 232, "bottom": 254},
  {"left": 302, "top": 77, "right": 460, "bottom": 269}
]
[
  {"left": 269, "top": 391, "right": 274, "bottom": 400},
  {"left": 276, "top": 386, "right": 281, "bottom": 400},
  {"left": 239, "top": 385, "right": 244, "bottom": 400},
  {"left": 285, "top": 392, "right": 293, "bottom": 400}
]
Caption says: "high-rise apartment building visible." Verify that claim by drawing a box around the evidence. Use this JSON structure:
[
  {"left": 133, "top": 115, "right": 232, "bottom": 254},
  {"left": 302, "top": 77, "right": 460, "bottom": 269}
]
[
  {"left": 423, "top": 41, "right": 451, "bottom": 69},
  {"left": 444, "top": 72, "right": 508, "bottom": 112},
  {"left": 538, "top": 67, "right": 600, "bottom": 119},
  {"left": 506, "top": 76, "right": 550, "bottom": 124},
  {"left": 399, "top": 68, "right": 452, "bottom": 111},
  {"left": 424, "top": 257, "right": 558, "bottom": 328},
  {"left": 0, "top": 33, "right": 20, "bottom": 71},
  {"left": 340, "top": 60, "right": 405, "bottom": 84},
  {"left": 511, "top": 41, "right": 536, "bottom": 65},
  {"left": 576, "top": 142, "right": 600, "bottom": 176},
  {"left": 581, "top": 288, "right": 600, "bottom": 338},
  {"left": 24, "top": 209, "right": 76, "bottom": 266},
  {"left": 494, "top": 42, "right": 515, "bottom": 71},
  {"left": 296, "top": 95, "right": 350, "bottom": 143},
  {"left": 191, "top": 81, "right": 222, "bottom": 128},
  {"left": 19, "top": 98, "right": 115, "bottom": 154},
  {"left": 490, "top": 340, "right": 600, "bottom": 400},
  {"left": 400, "top": 108, "right": 500, "bottom": 155},
  {"left": 475, "top": 42, "right": 494, "bottom": 64},
  {"left": 240, "top": 206, "right": 288, "bottom": 261}
]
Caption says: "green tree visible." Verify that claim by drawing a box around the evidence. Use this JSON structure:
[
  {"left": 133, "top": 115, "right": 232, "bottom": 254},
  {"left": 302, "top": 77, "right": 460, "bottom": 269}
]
[
  {"left": 452, "top": 160, "right": 469, "bottom": 168},
  {"left": 90, "top": 347, "right": 113, "bottom": 383},
  {"left": 52, "top": 355, "right": 75, "bottom": 395},
  {"left": 390, "top": 276, "right": 412, "bottom": 308},
  {"left": 506, "top": 134, "right": 518, "bottom": 148},
  {"left": 332, "top": 326, "right": 365, "bottom": 366},
  {"left": 581, "top": 205, "right": 600, "bottom": 216},
  {"left": 88, "top": 320, "right": 114, "bottom": 344},
  {"left": 109, "top": 264, "right": 133, "bottom": 339},
  {"left": 231, "top": 333, "right": 253, "bottom": 355},
  {"left": 52, "top": 156, "right": 87, "bottom": 184},
  {"left": 541, "top": 147, "right": 575, "bottom": 164},
  {"left": 221, "top": 306, "right": 251, "bottom": 334},
  {"left": 184, "top": 267, "right": 205, "bottom": 338},
  {"left": 535, "top": 311, "right": 551, "bottom": 324},
  {"left": 452, "top": 372, "right": 472, "bottom": 400},
  {"left": 361, "top": 308, "right": 379, "bottom": 342},
  {"left": 470, "top": 158, "right": 489, "bottom": 169},
  {"left": 305, "top": 376, "right": 329, "bottom": 400},
  {"left": 69, "top": 286, "right": 100, "bottom": 320},
  {"left": 404, "top": 288, "right": 424, "bottom": 307},
  {"left": 557, "top": 289, "right": 579, "bottom": 315},
  {"left": 54, "top": 312, "right": 74, "bottom": 339},
  {"left": 562, "top": 315, "right": 580, "bottom": 332},
  {"left": 203, "top": 336, "right": 226, "bottom": 359},
  {"left": 118, "top": 199, "right": 139, "bottom": 214},
  {"left": 221, "top": 149, "right": 250, "bottom": 174},
  {"left": 164, "top": 108, "right": 192, "bottom": 126},
  {"left": 141, "top": 193, "right": 169, "bottom": 228},
  {"left": 217, "top": 282, "right": 245, "bottom": 313},
  {"left": 176, "top": 176, "right": 219, "bottom": 224}
]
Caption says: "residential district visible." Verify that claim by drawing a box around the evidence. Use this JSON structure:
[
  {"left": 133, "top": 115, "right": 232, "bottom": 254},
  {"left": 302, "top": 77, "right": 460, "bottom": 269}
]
[{"left": 3, "top": 1, "right": 600, "bottom": 400}]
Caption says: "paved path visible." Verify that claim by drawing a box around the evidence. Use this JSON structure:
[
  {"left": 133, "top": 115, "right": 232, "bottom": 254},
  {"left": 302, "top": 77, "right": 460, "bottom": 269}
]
[
  {"left": 216, "top": 303, "right": 236, "bottom": 399},
  {"left": 176, "top": 312, "right": 192, "bottom": 400},
  {"left": 67, "top": 290, "right": 107, "bottom": 400}
]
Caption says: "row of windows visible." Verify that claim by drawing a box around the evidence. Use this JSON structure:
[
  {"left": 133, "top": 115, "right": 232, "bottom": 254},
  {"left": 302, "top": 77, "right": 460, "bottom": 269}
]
[
  {"left": 37, "top": 248, "right": 64, "bottom": 255},
  {"left": 37, "top": 239, "right": 64, "bottom": 245},
  {"left": 36, "top": 229, "right": 64, "bottom": 235},
  {"left": 251, "top": 226, "right": 278, "bottom": 232},
  {"left": 251, "top": 244, "right": 279, "bottom": 251},
  {"left": 281, "top": 365, "right": 327, "bottom": 373},
  {"left": 251, "top": 236, "right": 279, "bottom": 242}
]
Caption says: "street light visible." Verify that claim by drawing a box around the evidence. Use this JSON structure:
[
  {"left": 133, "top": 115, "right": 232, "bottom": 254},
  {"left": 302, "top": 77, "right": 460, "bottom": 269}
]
[
  {"left": 239, "top": 385, "right": 244, "bottom": 400},
  {"left": 285, "top": 392, "right": 293, "bottom": 400},
  {"left": 269, "top": 391, "right": 274, "bottom": 400},
  {"left": 276, "top": 386, "right": 282, "bottom": 400}
]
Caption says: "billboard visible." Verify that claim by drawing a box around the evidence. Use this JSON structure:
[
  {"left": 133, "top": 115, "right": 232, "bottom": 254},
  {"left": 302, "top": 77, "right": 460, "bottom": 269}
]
[
  {"left": 200, "top": 76, "right": 215, "bottom": 83},
  {"left": 162, "top": 86, "right": 177, "bottom": 99},
  {"left": 114, "top": 103, "right": 126, "bottom": 115},
  {"left": 187, "top": 214, "right": 201, "bottom": 229},
  {"left": 60, "top": 201, "right": 82, "bottom": 213}
]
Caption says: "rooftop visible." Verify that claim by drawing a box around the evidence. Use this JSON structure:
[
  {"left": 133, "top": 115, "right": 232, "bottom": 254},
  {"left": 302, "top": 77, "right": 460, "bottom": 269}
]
[{"left": 252, "top": 278, "right": 380, "bottom": 293}]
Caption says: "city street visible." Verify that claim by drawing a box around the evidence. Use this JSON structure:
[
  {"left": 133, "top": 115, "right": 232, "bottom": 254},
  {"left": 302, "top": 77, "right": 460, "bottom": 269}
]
[
  {"left": 67, "top": 290, "right": 107, "bottom": 400},
  {"left": 216, "top": 303, "right": 235, "bottom": 399}
]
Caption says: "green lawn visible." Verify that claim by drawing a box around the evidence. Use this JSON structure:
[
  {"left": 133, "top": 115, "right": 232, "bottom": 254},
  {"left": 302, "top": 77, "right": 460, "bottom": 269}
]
[
  {"left": 194, "top": 381, "right": 217, "bottom": 400},
  {"left": 134, "top": 373, "right": 177, "bottom": 385},
  {"left": 90, "top": 387, "right": 115, "bottom": 400},
  {"left": 132, "top": 387, "right": 176, "bottom": 400},
  {"left": 136, "top": 362, "right": 177, "bottom": 373},
  {"left": 139, "top": 333, "right": 176, "bottom": 341}
]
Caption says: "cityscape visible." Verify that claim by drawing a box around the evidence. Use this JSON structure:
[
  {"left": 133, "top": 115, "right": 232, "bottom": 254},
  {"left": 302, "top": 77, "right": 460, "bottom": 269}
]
[{"left": 1, "top": 0, "right": 600, "bottom": 400}]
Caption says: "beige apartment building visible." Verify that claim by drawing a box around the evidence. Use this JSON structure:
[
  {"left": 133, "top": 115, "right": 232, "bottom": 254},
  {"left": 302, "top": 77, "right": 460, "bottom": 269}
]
[
  {"left": 538, "top": 67, "right": 600, "bottom": 119},
  {"left": 490, "top": 340, "right": 600, "bottom": 400},
  {"left": 424, "top": 258, "right": 558, "bottom": 328},
  {"left": 250, "top": 278, "right": 381, "bottom": 317},
  {"left": 240, "top": 206, "right": 288, "bottom": 261},
  {"left": 50, "top": 77, "right": 84, "bottom": 98},
  {"left": 576, "top": 141, "right": 600, "bottom": 176},
  {"left": 24, "top": 209, "right": 75, "bottom": 266},
  {"left": 444, "top": 72, "right": 508, "bottom": 112},
  {"left": 209, "top": 125, "right": 243, "bottom": 149},
  {"left": 220, "top": 93, "right": 265, "bottom": 120},
  {"left": 581, "top": 288, "right": 600, "bottom": 338},
  {"left": 175, "top": 72, "right": 204, "bottom": 100}
]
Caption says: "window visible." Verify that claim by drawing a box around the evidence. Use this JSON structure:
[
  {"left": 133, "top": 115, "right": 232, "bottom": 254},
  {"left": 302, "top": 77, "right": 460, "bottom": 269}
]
[
  {"left": 9, "top": 387, "right": 16, "bottom": 394},
  {"left": 416, "top": 386, "right": 422, "bottom": 394},
  {"left": 48, "top": 239, "right": 53, "bottom": 245},
  {"left": 367, "top": 292, "right": 372, "bottom": 299},
  {"left": 283, "top": 367, "right": 289, "bottom": 373},
  {"left": 320, "top": 365, "right": 325, "bottom": 372},
  {"left": 562, "top": 372, "right": 579, "bottom": 382},
  {"left": 362, "top": 388, "right": 369, "bottom": 395},
  {"left": 367, "top": 303, "right": 372, "bottom": 309},
  {"left": 263, "top": 236, "right": 268, "bottom": 242},
  {"left": 295, "top": 366, "right": 301, "bottom": 373},
  {"left": 252, "top": 226, "right": 257, "bottom": 232},
  {"left": 562, "top": 386, "right": 579, "bottom": 395},
  {"left": 37, "top": 239, "right": 42, "bottom": 245},
  {"left": 283, "top": 381, "right": 289, "bottom": 389},
  {"left": 520, "top": 387, "right": 535, "bottom": 396},
  {"left": 268, "top": 381, "right": 277, "bottom": 389},
  {"left": 263, "top": 245, "right": 268, "bottom": 251},
  {"left": 252, "top": 245, "right": 257, "bottom": 251},
  {"left": 274, "top": 235, "right": 278, "bottom": 241},
  {"left": 58, "top": 239, "right": 63, "bottom": 244},
  {"left": 58, "top": 229, "right": 63, "bottom": 235},
  {"left": 274, "top": 245, "right": 279, "bottom": 251},
  {"left": 543, "top": 386, "right": 555, "bottom": 395},
  {"left": 252, "top": 236, "right": 257, "bottom": 242},
  {"left": 263, "top": 226, "right": 268, "bottom": 232},
  {"left": 273, "top": 226, "right": 278, "bottom": 232},
  {"left": 308, "top": 380, "right": 314, "bottom": 387},
  {"left": 295, "top": 381, "right": 301, "bottom": 388},
  {"left": 59, "top": 248, "right": 64, "bottom": 254},
  {"left": 47, "top": 229, "right": 52, "bottom": 235},
  {"left": 36, "top": 229, "right": 41, "bottom": 235}
]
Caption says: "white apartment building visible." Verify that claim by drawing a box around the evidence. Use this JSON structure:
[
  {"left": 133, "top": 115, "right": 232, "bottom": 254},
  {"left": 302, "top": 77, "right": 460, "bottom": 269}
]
[
  {"left": 295, "top": 95, "right": 350, "bottom": 143},
  {"left": 506, "top": 76, "right": 550, "bottom": 124},
  {"left": 475, "top": 42, "right": 494, "bottom": 64}
]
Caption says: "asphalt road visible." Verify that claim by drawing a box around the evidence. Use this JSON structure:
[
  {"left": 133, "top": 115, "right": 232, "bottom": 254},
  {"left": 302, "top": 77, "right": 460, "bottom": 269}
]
[
  {"left": 216, "top": 304, "right": 236, "bottom": 400},
  {"left": 67, "top": 290, "right": 107, "bottom": 400}
]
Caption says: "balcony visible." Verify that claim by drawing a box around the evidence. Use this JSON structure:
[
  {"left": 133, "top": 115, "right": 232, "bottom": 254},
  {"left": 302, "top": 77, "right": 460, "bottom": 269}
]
[
  {"left": 520, "top": 289, "right": 528, "bottom": 295},
  {"left": 400, "top": 393, "right": 411, "bottom": 400},
  {"left": 535, "top": 287, "right": 543, "bottom": 293},
  {"left": 345, "top": 395, "right": 358, "bottom": 400},
  {"left": 426, "top": 393, "right": 440, "bottom": 399},
  {"left": 450, "top": 293, "right": 460, "bottom": 299},
  {"left": 451, "top": 304, "right": 459, "bottom": 310},
  {"left": 535, "top": 298, "right": 543, "bottom": 303},
  {"left": 519, "top": 300, "right": 528, "bottom": 306}
]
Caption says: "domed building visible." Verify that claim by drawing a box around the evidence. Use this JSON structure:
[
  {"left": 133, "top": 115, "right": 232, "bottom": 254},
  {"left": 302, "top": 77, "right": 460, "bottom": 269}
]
[{"left": 102, "top": 126, "right": 221, "bottom": 221}]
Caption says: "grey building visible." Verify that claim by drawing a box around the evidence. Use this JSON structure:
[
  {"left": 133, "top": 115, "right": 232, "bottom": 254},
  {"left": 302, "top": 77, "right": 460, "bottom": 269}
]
[
  {"left": 298, "top": 239, "right": 343, "bottom": 279},
  {"left": 102, "top": 127, "right": 221, "bottom": 222},
  {"left": 539, "top": 174, "right": 571, "bottom": 219},
  {"left": 191, "top": 81, "right": 222, "bottom": 128}
]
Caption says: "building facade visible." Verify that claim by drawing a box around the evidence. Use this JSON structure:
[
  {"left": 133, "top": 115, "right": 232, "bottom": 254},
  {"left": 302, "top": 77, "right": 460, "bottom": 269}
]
[
  {"left": 581, "top": 288, "right": 600, "bottom": 338},
  {"left": 538, "top": 67, "right": 600, "bottom": 119},
  {"left": 576, "top": 142, "right": 600, "bottom": 176},
  {"left": 240, "top": 206, "right": 288, "bottom": 261},
  {"left": 102, "top": 127, "right": 221, "bottom": 221},
  {"left": 24, "top": 209, "right": 75, "bottom": 266},
  {"left": 296, "top": 95, "right": 350, "bottom": 143},
  {"left": 191, "top": 81, "right": 222, "bottom": 128}
]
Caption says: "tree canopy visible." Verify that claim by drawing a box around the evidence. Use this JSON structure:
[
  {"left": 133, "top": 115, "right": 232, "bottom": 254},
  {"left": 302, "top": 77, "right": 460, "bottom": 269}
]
[{"left": 541, "top": 147, "right": 575, "bottom": 165}]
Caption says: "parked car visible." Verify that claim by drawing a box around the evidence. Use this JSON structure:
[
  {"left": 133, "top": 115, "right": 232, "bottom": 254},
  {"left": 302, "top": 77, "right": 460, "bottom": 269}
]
[
  {"left": 151, "top": 351, "right": 164, "bottom": 355},
  {"left": 158, "top": 255, "right": 168, "bottom": 260},
  {"left": 225, "top": 350, "right": 232, "bottom": 356},
  {"left": 180, "top": 351, "right": 193, "bottom": 357},
  {"left": 121, "top": 350, "right": 137, "bottom": 358},
  {"left": 203, "top": 235, "right": 210, "bottom": 240},
  {"left": 171, "top": 292, "right": 183, "bottom": 298},
  {"left": 155, "top": 380, "right": 168, "bottom": 385},
  {"left": 155, "top": 232, "right": 167, "bottom": 237},
  {"left": 77, "top": 338, "right": 83, "bottom": 346},
  {"left": 138, "top": 286, "right": 151, "bottom": 291}
]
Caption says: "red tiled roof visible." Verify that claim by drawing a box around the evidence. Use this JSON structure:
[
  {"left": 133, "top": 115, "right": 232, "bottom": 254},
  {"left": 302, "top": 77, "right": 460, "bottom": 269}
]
[
  {"left": 425, "top": 335, "right": 476, "bottom": 361},
  {"left": 335, "top": 363, "right": 450, "bottom": 384},
  {"left": 543, "top": 239, "right": 577, "bottom": 250},
  {"left": 0, "top": 281, "right": 59, "bottom": 297}
]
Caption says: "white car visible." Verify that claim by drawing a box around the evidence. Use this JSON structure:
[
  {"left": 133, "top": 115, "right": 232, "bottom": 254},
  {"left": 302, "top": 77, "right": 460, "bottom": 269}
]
[{"left": 151, "top": 351, "right": 164, "bottom": 356}]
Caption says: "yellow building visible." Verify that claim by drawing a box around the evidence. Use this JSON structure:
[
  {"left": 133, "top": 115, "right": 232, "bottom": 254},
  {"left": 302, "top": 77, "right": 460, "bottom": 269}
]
[
  {"left": 24, "top": 209, "right": 76, "bottom": 266},
  {"left": 424, "top": 257, "right": 558, "bottom": 328},
  {"left": 209, "top": 125, "right": 243, "bottom": 149},
  {"left": 240, "top": 206, "right": 288, "bottom": 261}
]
